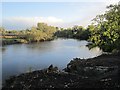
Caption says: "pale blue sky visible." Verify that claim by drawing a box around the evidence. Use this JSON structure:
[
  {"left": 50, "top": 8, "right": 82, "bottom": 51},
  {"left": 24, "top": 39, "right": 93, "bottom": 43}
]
[
  {"left": 3, "top": 2, "right": 104, "bottom": 21},
  {"left": 1, "top": 1, "right": 119, "bottom": 30}
]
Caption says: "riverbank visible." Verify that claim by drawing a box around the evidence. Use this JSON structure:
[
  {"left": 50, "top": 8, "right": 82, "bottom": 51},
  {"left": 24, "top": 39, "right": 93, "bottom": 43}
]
[
  {"left": 2, "top": 52, "right": 120, "bottom": 89},
  {"left": 1, "top": 38, "right": 55, "bottom": 46},
  {"left": 1, "top": 38, "right": 28, "bottom": 46}
]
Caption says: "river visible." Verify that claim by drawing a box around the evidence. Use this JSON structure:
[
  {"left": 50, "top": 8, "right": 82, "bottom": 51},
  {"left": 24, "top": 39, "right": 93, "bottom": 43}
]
[{"left": 2, "top": 38, "right": 102, "bottom": 82}]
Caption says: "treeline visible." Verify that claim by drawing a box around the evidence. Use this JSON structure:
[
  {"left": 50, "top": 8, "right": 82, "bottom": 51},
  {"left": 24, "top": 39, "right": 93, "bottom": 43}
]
[
  {"left": 55, "top": 26, "right": 90, "bottom": 40},
  {"left": 1, "top": 2, "right": 120, "bottom": 52},
  {"left": 1, "top": 23, "right": 57, "bottom": 43},
  {"left": 55, "top": 2, "right": 120, "bottom": 52}
]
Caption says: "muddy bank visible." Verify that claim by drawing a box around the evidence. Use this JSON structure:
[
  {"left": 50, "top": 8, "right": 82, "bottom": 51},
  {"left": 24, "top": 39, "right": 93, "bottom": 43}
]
[
  {"left": 1, "top": 38, "right": 54, "bottom": 46},
  {"left": 2, "top": 39, "right": 28, "bottom": 46},
  {"left": 2, "top": 53, "right": 120, "bottom": 89}
]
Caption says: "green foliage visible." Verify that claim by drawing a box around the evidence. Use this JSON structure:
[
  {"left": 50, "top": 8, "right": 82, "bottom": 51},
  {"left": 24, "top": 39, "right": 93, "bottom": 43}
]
[
  {"left": 1, "top": 23, "right": 57, "bottom": 43},
  {"left": 0, "top": 27, "right": 5, "bottom": 35},
  {"left": 24, "top": 23, "right": 56, "bottom": 42},
  {"left": 89, "top": 2, "right": 120, "bottom": 52},
  {"left": 25, "top": 29, "right": 48, "bottom": 42},
  {"left": 55, "top": 25, "right": 90, "bottom": 40},
  {"left": 1, "top": 2, "right": 120, "bottom": 52}
]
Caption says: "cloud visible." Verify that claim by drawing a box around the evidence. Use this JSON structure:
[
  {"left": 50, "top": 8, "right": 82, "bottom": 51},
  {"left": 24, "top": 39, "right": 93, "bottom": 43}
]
[
  {"left": 2, "top": 16, "right": 95, "bottom": 30},
  {"left": 104, "top": 0, "right": 119, "bottom": 5},
  {"left": 2, "top": 16, "right": 64, "bottom": 30},
  {"left": 2, "top": 0, "right": 119, "bottom": 30}
]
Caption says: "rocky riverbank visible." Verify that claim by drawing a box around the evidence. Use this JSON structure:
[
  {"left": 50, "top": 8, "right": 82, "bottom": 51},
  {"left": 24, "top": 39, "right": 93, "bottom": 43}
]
[{"left": 2, "top": 53, "right": 120, "bottom": 89}]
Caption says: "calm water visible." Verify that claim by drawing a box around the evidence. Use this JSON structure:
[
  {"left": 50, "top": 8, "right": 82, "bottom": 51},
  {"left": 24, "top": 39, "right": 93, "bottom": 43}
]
[{"left": 2, "top": 38, "right": 102, "bottom": 82}]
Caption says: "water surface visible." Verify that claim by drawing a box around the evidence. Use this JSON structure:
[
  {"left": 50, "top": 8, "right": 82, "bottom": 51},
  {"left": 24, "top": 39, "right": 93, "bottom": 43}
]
[{"left": 2, "top": 38, "right": 102, "bottom": 82}]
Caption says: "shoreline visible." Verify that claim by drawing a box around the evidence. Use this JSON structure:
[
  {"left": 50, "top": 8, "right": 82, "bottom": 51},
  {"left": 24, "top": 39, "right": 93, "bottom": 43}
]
[
  {"left": 2, "top": 53, "right": 120, "bottom": 89},
  {"left": 1, "top": 38, "right": 54, "bottom": 46},
  {"left": 1, "top": 37, "right": 87, "bottom": 46}
]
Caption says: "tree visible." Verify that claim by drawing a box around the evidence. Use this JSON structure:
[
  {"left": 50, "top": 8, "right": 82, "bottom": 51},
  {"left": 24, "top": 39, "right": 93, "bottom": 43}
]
[
  {"left": 0, "top": 27, "right": 5, "bottom": 36},
  {"left": 89, "top": 2, "right": 120, "bottom": 52},
  {"left": 24, "top": 23, "right": 57, "bottom": 42}
]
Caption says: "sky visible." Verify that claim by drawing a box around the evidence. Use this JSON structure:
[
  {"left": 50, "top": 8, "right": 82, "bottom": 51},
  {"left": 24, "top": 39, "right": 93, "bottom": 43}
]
[{"left": 1, "top": 0, "right": 119, "bottom": 30}]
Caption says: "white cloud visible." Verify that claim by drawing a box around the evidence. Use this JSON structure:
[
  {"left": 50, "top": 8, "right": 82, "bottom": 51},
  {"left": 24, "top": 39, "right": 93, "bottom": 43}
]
[
  {"left": 2, "top": 0, "right": 119, "bottom": 30},
  {"left": 104, "top": 0, "right": 119, "bottom": 5},
  {"left": 3, "top": 16, "right": 92, "bottom": 30},
  {"left": 3, "top": 16, "right": 64, "bottom": 30}
]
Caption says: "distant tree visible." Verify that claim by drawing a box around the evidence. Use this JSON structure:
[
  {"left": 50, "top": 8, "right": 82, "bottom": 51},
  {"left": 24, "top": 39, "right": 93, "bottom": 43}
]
[
  {"left": 0, "top": 27, "right": 5, "bottom": 35},
  {"left": 24, "top": 23, "right": 57, "bottom": 42}
]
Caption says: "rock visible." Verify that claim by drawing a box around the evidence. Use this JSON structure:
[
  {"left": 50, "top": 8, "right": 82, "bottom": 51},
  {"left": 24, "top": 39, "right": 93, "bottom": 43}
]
[{"left": 48, "top": 64, "right": 53, "bottom": 71}]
